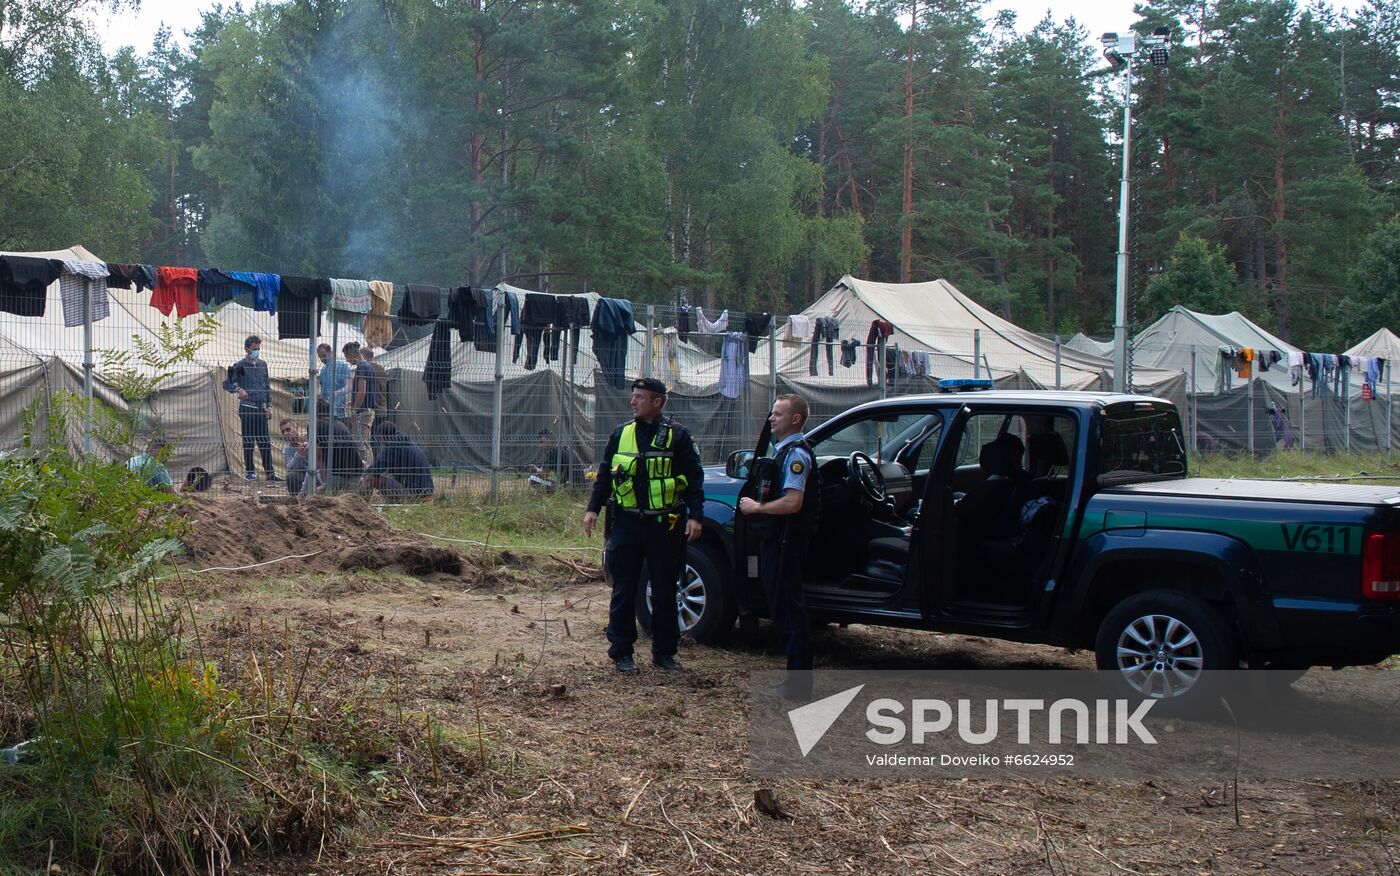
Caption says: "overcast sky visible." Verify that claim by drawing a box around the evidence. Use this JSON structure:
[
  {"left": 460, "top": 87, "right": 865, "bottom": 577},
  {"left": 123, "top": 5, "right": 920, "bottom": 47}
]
[{"left": 93, "top": 0, "right": 1151, "bottom": 56}]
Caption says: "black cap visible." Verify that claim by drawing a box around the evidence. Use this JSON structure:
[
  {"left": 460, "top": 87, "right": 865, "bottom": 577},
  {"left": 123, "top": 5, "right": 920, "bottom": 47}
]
[{"left": 631, "top": 377, "right": 667, "bottom": 397}]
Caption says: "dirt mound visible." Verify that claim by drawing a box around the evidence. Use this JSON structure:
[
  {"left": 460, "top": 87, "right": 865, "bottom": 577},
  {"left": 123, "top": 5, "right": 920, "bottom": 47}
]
[{"left": 179, "top": 492, "right": 470, "bottom": 578}]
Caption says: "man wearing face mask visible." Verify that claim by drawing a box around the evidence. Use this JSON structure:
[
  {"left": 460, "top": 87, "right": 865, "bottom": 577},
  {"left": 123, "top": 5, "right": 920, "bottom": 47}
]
[{"left": 224, "top": 335, "right": 279, "bottom": 482}]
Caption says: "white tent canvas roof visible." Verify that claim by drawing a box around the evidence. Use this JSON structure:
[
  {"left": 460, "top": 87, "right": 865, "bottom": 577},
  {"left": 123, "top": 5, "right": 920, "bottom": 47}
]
[
  {"left": 1065, "top": 332, "right": 1114, "bottom": 358},
  {"left": 756, "top": 275, "right": 1183, "bottom": 397},
  {"left": 1345, "top": 327, "right": 1400, "bottom": 362},
  {"left": 1132, "top": 305, "right": 1307, "bottom": 393}
]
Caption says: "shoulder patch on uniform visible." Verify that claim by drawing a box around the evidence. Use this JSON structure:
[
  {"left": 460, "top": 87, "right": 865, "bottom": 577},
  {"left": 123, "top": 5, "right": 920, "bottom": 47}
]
[{"left": 790, "top": 460, "right": 804, "bottom": 475}]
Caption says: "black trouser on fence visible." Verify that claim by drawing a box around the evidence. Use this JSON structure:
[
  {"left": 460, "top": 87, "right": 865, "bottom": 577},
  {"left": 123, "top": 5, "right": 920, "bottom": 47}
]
[
  {"left": 239, "top": 405, "right": 274, "bottom": 476},
  {"left": 605, "top": 512, "right": 684, "bottom": 661}
]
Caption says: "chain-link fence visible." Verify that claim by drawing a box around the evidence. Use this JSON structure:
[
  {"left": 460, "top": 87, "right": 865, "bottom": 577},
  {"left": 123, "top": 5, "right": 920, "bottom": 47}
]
[{"left": 1, "top": 253, "right": 1392, "bottom": 502}]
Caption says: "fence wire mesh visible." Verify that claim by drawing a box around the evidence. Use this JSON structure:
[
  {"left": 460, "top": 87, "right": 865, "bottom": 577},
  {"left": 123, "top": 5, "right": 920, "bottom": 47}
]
[{"left": 0, "top": 270, "right": 1393, "bottom": 502}]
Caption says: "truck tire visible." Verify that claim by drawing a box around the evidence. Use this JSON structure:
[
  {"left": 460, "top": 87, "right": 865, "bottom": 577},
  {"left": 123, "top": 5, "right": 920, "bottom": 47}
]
[
  {"left": 1094, "top": 590, "right": 1238, "bottom": 703},
  {"left": 637, "top": 542, "right": 736, "bottom": 645}
]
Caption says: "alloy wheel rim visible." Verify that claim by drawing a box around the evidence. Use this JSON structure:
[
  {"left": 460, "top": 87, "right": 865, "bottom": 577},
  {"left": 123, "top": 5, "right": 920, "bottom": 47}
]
[{"left": 1115, "top": 613, "right": 1205, "bottom": 699}]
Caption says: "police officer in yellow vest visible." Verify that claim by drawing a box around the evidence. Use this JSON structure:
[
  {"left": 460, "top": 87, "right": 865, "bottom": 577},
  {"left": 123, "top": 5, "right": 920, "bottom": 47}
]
[{"left": 584, "top": 377, "right": 704, "bottom": 673}]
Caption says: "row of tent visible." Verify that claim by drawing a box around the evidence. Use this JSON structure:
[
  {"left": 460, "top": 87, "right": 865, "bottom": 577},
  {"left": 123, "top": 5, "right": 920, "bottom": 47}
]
[{"left": 0, "top": 245, "right": 1394, "bottom": 477}]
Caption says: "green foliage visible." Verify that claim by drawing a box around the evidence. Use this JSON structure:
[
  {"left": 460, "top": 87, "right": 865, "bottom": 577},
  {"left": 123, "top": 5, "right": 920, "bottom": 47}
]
[
  {"left": 1141, "top": 234, "right": 1245, "bottom": 321},
  {"left": 1327, "top": 216, "right": 1400, "bottom": 348}
]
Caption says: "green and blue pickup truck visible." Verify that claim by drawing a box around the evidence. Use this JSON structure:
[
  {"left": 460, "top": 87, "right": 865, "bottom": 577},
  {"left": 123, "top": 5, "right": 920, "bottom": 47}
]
[{"left": 633, "top": 389, "right": 1400, "bottom": 700}]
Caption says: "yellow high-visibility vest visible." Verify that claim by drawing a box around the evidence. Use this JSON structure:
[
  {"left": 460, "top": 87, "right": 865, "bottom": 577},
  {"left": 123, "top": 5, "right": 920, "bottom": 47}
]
[{"left": 610, "top": 420, "right": 687, "bottom": 511}]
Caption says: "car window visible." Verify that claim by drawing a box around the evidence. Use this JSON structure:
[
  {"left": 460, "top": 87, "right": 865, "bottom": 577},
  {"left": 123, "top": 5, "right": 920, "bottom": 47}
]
[{"left": 815, "top": 410, "right": 941, "bottom": 465}]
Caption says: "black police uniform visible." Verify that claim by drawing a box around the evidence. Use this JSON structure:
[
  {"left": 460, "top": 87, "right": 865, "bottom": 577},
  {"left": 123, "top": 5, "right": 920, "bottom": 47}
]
[
  {"left": 750, "top": 433, "right": 819, "bottom": 671},
  {"left": 587, "top": 404, "right": 704, "bottom": 665}
]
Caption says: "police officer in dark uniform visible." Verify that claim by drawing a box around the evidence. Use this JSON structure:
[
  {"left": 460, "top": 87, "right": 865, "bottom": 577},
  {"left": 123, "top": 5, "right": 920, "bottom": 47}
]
[
  {"left": 739, "top": 393, "right": 819, "bottom": 678},
  {"left": 583, "top": 378, "right": 704, "bottom": 673}
]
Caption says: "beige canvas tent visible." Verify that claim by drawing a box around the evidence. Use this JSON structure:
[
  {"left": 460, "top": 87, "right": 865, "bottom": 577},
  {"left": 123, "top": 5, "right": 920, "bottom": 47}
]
[{"left": 758, "top": 275, "right": 1185, "bottom": 397}]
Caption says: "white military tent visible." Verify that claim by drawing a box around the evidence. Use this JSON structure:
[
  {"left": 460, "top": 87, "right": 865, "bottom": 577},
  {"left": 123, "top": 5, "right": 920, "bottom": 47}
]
[
  {"left": 1133, "top": 306, "right": 1393, "bottom": 451},
  {"left": 1065, "top": 332, "right": 1114, "bottom": 358},
  {"left": 1345, "top": 327, "right": 1400, "bottom": 363},
  {"left": 756, "top": 275, "right": 1185, "bottom": 403}
]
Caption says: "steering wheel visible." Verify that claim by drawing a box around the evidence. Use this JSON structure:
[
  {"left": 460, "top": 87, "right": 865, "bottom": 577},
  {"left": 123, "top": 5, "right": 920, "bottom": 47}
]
[{"left": 848, "top": 451, "right": 888, "bottom": 504}]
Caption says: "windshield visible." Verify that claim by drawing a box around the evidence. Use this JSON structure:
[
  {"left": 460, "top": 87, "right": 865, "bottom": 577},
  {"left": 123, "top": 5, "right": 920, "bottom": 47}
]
[
  {"left": 814, "top": 411, "right": 942, "bottom": 466},
  {"left": 1098, "top": 405, "right": 1187, "bottom": 484}
]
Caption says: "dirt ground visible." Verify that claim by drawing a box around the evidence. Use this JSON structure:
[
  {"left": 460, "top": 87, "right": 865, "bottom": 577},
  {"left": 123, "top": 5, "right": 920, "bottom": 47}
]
[{"left": 173, "top": 495, "right": 1400, "bottom": 875}]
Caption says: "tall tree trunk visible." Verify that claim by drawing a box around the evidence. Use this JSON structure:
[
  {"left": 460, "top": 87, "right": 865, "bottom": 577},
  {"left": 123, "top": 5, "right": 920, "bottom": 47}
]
[
  {"left": 900, "top": 0, "right": 916, "bottom": 283},
  {"left": 469, "top": 2, "right": 485, "bottom": 287}
]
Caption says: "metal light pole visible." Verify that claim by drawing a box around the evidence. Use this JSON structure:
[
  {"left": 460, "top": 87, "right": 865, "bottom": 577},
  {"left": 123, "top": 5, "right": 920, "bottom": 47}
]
[{"left": 1104, "top": 27, "right": 1170, "bottom": 394}]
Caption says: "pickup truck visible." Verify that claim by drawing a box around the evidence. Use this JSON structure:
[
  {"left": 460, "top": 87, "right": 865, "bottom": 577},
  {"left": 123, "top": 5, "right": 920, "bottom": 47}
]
[{"left": 632, "top": 389, "right": 1400, "bottom": 700}]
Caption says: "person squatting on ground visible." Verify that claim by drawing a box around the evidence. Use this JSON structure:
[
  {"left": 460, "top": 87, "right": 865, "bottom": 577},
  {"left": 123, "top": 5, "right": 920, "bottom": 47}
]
[
  {"left": 126, "top": 436, "right": 175, "bottom": 493},
  {"left": 583, "top": 377, "right": 704, "bottom": 674},
  {"left": 314, "top": 401, "right": 364, "bottom": 491},
  {"left": 278, "top": 419, "right": 314, "bottom": 495},
  {"left": 363, "top": 420, "right": 435, "bottom": 501},
  {"left": 224, "top": 335, "right": 279, "bottom": 482},
  {"left": 739, "top": 394, "right": 819, "bottom": 686},
  {"left": 344, "top": 341, "right": 378, "bottom": 468},
  {"left": 528, "top": 429, "right": 586, "bottom": 491}
]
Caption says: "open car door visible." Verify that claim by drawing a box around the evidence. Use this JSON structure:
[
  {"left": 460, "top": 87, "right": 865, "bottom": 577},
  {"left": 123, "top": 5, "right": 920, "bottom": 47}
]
[
  {"left": 730, "top": 420, "right": 773, "bottom": 618},
  {"left": 914, "top": 404, "right": 972, "bottom": 622}
]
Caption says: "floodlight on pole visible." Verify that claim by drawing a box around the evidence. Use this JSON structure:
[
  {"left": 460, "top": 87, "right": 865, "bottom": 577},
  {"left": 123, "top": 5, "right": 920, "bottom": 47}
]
[{"left": 1106, "top": 27, "right": 1170, "bottom": 393}]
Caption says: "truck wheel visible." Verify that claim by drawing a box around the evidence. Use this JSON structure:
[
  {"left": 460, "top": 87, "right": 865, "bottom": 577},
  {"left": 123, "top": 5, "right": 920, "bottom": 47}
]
[
  {"left": 1094, "top": 591, "right": 1237, "bottom": 702},
  {"left": 637, "top": 542, "right": 736, "bottom": 645}
]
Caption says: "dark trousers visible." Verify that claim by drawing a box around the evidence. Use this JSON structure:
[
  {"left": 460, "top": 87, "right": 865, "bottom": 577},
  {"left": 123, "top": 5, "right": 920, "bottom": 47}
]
[
  {"left": 760, "top": 532, "right": 812, "bottom": 671},
  {"left": 605, "top": 513, "right": 684, "bottom": 661},
  {"left": 238, "top": 406, "right": 274, "bottom": 475}
]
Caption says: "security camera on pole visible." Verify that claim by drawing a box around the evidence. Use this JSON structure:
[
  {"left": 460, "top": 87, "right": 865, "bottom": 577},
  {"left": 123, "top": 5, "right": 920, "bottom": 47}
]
[{"left": 1103, "top": 26, "right": 1170, "bottom": 393}]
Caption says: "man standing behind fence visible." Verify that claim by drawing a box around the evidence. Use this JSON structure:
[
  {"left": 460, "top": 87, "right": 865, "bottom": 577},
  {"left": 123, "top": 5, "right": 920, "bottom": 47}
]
[
  {"left": 344, "top": 342, "right": 377, "bottom": 467},
  {"left": 583, "top": 377, "right": 703, "bottom": 674},
  {"left": 317, "top": 343, "right": 351, "bottom": 422},
  {"left": 224, "top": 335, "right": 279, "bottom": 482}
]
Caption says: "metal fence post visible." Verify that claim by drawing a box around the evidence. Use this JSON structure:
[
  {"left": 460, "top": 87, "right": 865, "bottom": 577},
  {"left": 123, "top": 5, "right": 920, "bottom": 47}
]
[
  {"left": 1054, "top": 334, "right": 1062, "bottom": 390},
  {"left": 644, "top": 305, "right": 654, "bottom": 379},
  {"left": 1189, "top": 345, "right": 1197, "bottom": 453},
  {"left": 490, "top": 290, "right": 505, "bottom": 502},
  {"left": 973, "top": 329, "right": 981, "bottom": 380},
  {"left": 82, "top": 280, "right": 93, "bottom": 455},
  {"left": 305, "top": 298, "right": 320, "bottom": 495},
  {"left": 879, "top": 336, "right": 889, "bottom": 400},
  {"left": 768, "top": 320, "right": 777, "bottom": 413},
  {"left": 1345, "top": 373, "right": 1352, "bottom": 452},
  {"left": 1299, "top": 365, "right": 1306, "bottom": 452},
  {"left": 1247, "top": 375, "right": 1255, "bottom": 455},
  {"left": 1388, "top": 363, "right": 1393, "bottom": 454}
]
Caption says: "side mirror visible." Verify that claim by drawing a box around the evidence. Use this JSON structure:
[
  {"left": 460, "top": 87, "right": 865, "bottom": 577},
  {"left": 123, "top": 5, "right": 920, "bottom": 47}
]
[{"left": 726, "top": 449, "right": 755, "bottom": 480}]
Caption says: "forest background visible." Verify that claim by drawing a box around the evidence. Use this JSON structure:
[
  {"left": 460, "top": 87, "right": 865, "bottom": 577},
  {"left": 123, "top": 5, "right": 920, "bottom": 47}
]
[{"left": 2, "top": 0, "right": 1398, "bottom": 350}]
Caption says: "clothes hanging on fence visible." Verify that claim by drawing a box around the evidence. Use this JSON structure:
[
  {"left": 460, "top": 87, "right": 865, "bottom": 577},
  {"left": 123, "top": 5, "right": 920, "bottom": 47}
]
[
  {"left": 471, "top": 287, "right": 496, "bottom": 352},
  {"left": 399, "top": 283, "right": 442, "bottom": 326},
  {"left": 1337, "top": 355, "right": 1351, "bottom": 399},
  {"left": 652, "top": 328, "right": 681, "bottom": 388},
  {"left": 364, "top": 280, "right": 395, "bottom": 348},
  {"left": 840, "top": 338, "right": 860, "bottom": 369},
  {"left": 898, "top": 349, "right": 931, "bottom": 379},
  {"left": 1268, "top": 404, "right": 1297, "bottom": 450},
  {"left": 591, "top": 297, "right": 635, "bottom": 389},
  {"left": 744, "top": 312, "right": 771, "bottom": 353},
  {"left": 1306, "top": 352, "right": 1326, "bottom": 398},
  {"left": 276, "top": 275, "right": 325, "bottom": 340},
  {"left": 227, "top": 272, "right": 280, "bottom": 316},
  {"left": 782, "top": 314, "right": 811, "bottom": 346},
  {"left": 676, "top": 306, "right": 692, "bottom": 342},
  {"left": 58, "top": 260, "right": 110, "bottom": 327},
  {"left": 1288, "top": 350, "right": 1304, "bottom": 386},
  {"left": 809, "top": 316, "right": 840, "bottom": 376},
  {"left": 448, "top": 286, "right": 476, "bottom": 344},
  {"left": 516, "top": 292, "right": 558, "bottom": 370},
  {"left": 865, "top": 319, "right": 894, "bottom": 385},
  {"left": 151, "top": 266, "right": 199, "bottom": 318},
  {"left": 0, "top": 256, "right": 60, "bottom": 317},
  {"left": 696, "top": 307, "right": 728, "bottom": 334},
  {"left": 502, "top": 289, "right": 522, "bottom": 339},
  {"left": 1366, "top": 357, "right": 1385, "bottom": 397},
  {"left": 424, "top": 320, "right": 453, "bottom": 400},
  {"left": 1215, "top": 347, "right": 1234, "bottom": 394},
  {"left": 329, "top": 278, "right": 371, "bottom": 331},
  {"left": 104, "top": 263, "right": 156, "bottom": 293},
  {"left": 557, "top": 295, "right": 590, "bottom": 366},
  {"left": 719, "top": 332, "right": 748, "bottom": 399},
  {"left": 1257, "top": 349, "right": 1281, "bottom": 372},
  {"left": 196, "top": 269, "right": 250, "bottom": 307}
]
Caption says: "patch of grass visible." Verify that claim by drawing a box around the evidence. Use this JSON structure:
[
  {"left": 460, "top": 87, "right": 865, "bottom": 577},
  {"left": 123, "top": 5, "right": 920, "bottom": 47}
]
[
  {"left": 1192, "top": 450, "right": 1400, "bottom": 484},
  {"left": 384, "top": 490, "right": 598, "bottom": 553}
]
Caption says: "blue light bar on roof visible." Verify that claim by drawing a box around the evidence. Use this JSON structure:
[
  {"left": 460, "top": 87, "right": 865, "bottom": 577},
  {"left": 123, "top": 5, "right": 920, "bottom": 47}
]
[{"left": 937, "top": 378, "right": 994, "bottom": 392}]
